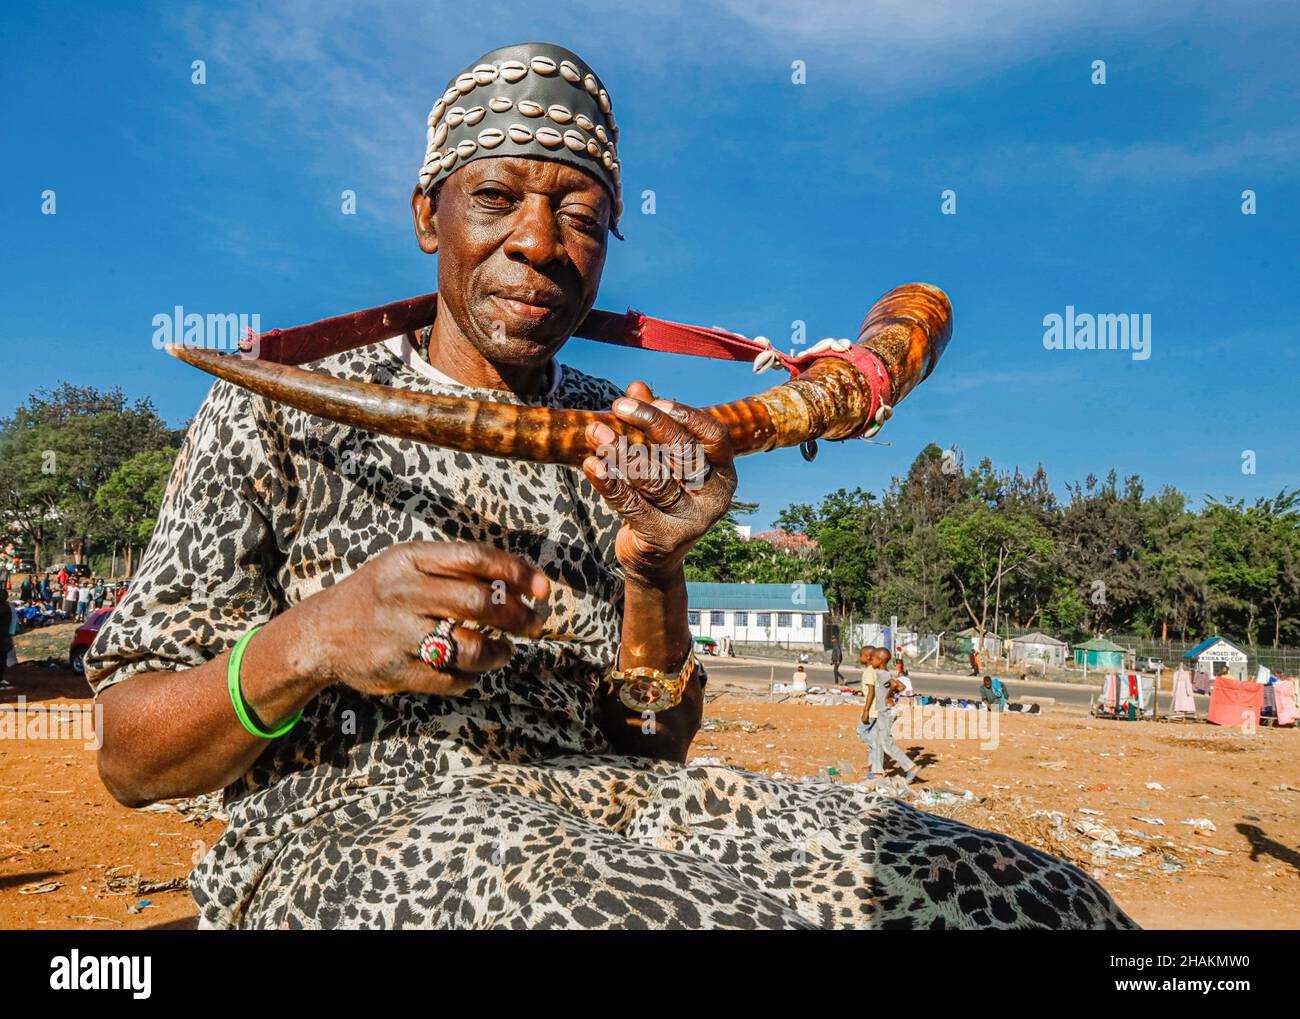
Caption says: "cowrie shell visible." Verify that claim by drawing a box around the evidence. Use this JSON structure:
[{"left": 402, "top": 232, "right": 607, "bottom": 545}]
[
  {"left": 530, "top": 55, "right": 558, "bottom": 75},
  {"left": 547, "top": 104, "right": 573, "bottom": 124},
  {"left": 594, "top": 125, "right": 609, "bottom": 144},
  {"left": 455, "top": 73, "right": 476, "bottom": 95},
  {"left": 583, "top": 73, "right": 599, "bottom": 95},
  {"left": 472, "top": 64, "right": 498, "bottom": 85},
  {"left": 441, "top": 150, "right": 458, "bottom": 172},
  {"left": 562, "top": 129, "right": 586, "bottom": 153},
  {"left": 585, "top": 139, "right": 599, "bottom": 156},
  {"left": 559, "top": 59, "right": 581, "bottom": 83},
  {"left": 535, "top": 126, "right": 563, "bottom": 148},
  {"left": 488, "top": 96, "right": 513, "bottom": 113},
  {"left": 432, "top": 122, "right": 449, "bottom": 147},
  {"left": 477, "top": 127, "right": 506, "bottom": 149},
  {"left": 499, "top": 60, "right": 528, "bottom": 83},
  {"left": 463, "top": 106, "right": 486, "bottom": 126},
  {"left": 418, "top": 169, "right": 434, "bottom": 187},
  {"left": 456, "top": 139, "right": 477, "bottom": 158},
  {"left": 442, "top": 86, "right": 459, "bottom": 105},
  {"left": 518, "top": 100, "right": 544, "bottom": 118},
  {"left": 446, "top": 107, "right": 466, "bottom": 128},
  {"left": 598, "top": 89, "right": 611, "bottom": 114},
  {"left": 507, "top": 124, "right": 533, "bottom": 144},
  {"left": 575, "top": 113, "right": 594, "bottom": 131},
  {"left": 601, "top": 149, "right": 614, "bottom": 169}
]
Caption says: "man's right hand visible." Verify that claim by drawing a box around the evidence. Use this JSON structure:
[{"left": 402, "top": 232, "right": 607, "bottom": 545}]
[{"left": 274, "top": 540, "right": 551, "bottom": 701}]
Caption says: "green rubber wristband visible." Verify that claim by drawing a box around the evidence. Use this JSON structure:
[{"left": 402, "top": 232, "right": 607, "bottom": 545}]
[{"left": 227, "top": 625, "right": 302, "bottom": 739}]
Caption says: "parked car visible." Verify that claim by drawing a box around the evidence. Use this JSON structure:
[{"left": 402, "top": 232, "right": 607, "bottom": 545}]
[
  {"left": 69, "top": 607, "right": 112, "bottom": 674},
  {"left": 1141, "top": 657, "right": 1165, "bottom": 673}
]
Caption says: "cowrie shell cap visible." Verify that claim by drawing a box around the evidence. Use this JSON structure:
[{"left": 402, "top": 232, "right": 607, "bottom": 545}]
[{"left": 418, "top": 42, "right": 623, "bottom": 229}]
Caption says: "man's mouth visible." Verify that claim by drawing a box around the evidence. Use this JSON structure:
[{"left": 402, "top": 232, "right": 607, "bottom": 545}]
[{"left": 489, "top": 291, "right": 562, "bottom": 322}]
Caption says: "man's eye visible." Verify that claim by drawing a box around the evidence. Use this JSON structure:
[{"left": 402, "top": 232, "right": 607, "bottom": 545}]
[{"left": 475, "top": 189, "right": 513, "bottom": 207}]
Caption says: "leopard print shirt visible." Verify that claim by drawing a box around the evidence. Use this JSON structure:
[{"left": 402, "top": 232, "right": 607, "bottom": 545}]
[{"left": 86, "top": 336, "right": 1138, "bottom": 930}]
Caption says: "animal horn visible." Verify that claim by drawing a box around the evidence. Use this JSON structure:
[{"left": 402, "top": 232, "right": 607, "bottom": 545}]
[{"left": 167, "top": 283, "right": 952, "bottom": 465}]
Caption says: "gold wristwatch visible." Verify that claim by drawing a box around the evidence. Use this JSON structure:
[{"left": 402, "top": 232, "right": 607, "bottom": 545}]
[{"left": 608, "top": 648, "right": 696, "bottom": 712}]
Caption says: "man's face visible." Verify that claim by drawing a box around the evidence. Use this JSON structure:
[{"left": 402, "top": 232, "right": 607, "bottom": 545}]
[{"left": 412, "top": 157, "right": 611, "bottom": 369}]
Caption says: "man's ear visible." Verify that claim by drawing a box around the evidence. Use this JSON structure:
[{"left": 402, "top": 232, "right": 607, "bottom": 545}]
[{"left": 412, "top": 186, "right": 439, "bottom": 254}]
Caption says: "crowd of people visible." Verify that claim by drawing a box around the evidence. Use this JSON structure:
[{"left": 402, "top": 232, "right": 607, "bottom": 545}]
[{"left": 0, "top": 564, "right": 128, "bottom": 626}]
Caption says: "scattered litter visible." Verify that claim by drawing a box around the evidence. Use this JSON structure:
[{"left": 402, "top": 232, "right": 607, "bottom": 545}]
[
  {"left": 18, "top": 880, "right": 61, "bottom": 895},
  {"left": 1181, "top": 818, "right": 1217, "bottom": 831},
  {"left": 1037, "top": 760, "right": 1068, "bottom": 770},
  {"left": 1145, "top": 782, "right": 1164, "bottom": 790},
  {"left": 1079, "top": 808, "right": 1104, "bottom": 816},
  {"left": 1133, "top": 816, "right": 1166, "bottom": 826}
]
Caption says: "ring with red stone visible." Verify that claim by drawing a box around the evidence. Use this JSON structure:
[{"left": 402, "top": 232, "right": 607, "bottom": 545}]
[{"left": 418, "top": 618, "right": 460, "bottom": 672}]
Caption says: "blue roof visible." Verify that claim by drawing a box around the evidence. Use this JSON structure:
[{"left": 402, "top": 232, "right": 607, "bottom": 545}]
[
  {"left": 1182, "top": 635, "right": 1242, "bottom": 658},
  {"left": 685, "top": 582, "right": 830, "bottom": 612}
]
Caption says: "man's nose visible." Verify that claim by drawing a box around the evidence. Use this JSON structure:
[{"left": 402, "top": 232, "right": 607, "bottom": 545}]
[{"left": 503, "top": 195, "right": 567, "bottom": 268}]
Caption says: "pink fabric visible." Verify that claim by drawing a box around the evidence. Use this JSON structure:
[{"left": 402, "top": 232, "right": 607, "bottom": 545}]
[
  {"left": 1172, "top": 668, "right": 1196, "bottom": 714},
  {"left": 1207, "top": 676, "right": 1265, "bottom": 728},
  {"left": 1274, "top": 679, "right": 1298, "bottom": 726},
  {"left": 1101, "top": 673, "right": 1117, "bottom": 710}
]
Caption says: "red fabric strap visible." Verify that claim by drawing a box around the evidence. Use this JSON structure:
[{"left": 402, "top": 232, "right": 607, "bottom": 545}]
[{"left": 246, "top": 292, "right": 892, "bottom": 441}]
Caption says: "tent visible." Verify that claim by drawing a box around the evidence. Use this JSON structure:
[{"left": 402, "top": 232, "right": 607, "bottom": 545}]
[
  {"left": 1010, "top": 631, "right": 1068, "bottom": 668},
  {"left": 1073, "top": 636, "right": 1126, "bottom": 669},
  {"left": 1182, "top": 636, "right": 1248, "bottom": 682}
]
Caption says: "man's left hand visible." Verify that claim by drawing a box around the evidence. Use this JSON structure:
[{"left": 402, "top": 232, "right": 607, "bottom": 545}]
[{"left": 581, "top": 381, "right": 737, "bottom": 580}]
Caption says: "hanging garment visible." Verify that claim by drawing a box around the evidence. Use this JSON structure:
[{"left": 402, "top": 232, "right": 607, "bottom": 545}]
[
  {"left": 1262, "top": 685, "right": 1277, "bottom": 717},
  {"left": 1193, "top": 670, "right": 1213, "bottom": 694},
  {"left": 1172, "top": 668, "right": 1196, "bottom": 714},
  {"left": 1136, "top": 675, "right": 1155, "bottom": 714},
  {"left": 1100, "top": 673, "right": 1118, "bottom": 713},
  {"left": 1273, "top": 680, "right": 1298, "bottom": 726},
  {"left": 1207, "top": 676, "right": 1265, "bottom": 728},
  {"left": 1256, "top": 664, "right": 1272, "bottom": 685}
]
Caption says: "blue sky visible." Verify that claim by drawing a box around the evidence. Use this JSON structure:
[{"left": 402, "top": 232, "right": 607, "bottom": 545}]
[{"left": 3, "top": 1, "right": 1297, "bottom": 529}]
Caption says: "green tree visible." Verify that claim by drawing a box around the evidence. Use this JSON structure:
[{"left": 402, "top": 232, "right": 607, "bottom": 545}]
[{"left": 95, "top": 448, "right": 178, "bottom": 575}]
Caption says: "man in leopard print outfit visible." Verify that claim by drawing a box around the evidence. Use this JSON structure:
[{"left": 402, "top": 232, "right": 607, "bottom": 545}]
[{"left": 87, "top": 41, "right": 1137, "bottom": 930}]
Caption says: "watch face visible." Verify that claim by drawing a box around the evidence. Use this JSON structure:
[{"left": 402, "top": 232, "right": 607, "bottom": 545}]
[{"left": 618, "top": 677, "right": 679, "bottom": 713}]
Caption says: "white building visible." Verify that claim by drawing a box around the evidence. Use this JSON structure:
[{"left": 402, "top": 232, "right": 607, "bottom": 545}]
[
  {"left": 686, "top": 582, "right": 830, "bottom": 648},
  {"left": 1182, "top": 636, "right": 1249, "bottom": 681}
]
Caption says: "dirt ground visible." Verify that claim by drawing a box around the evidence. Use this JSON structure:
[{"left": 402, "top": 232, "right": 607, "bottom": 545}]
[{"left": 2, "top": 625, "right": 1297, "bottom": 929}]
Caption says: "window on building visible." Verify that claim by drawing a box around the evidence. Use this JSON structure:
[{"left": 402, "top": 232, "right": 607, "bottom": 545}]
[
  {"left": 735, "top": 611, "right": 748, "bottom": 626},
  {"left": 710, "top": 610, "right": 724, "bottom": 626},
  {"left": 757, "top": 612, "right": 770, "bottom": 627},
  {"left": 687, "top": 611, "right": 699, "bottom": 625},
  {"left": 802, "top": 613, "right": 815, "bottom": 628},
  {"left": 777, "top": 612, "right": 791, "bottom": 627}
]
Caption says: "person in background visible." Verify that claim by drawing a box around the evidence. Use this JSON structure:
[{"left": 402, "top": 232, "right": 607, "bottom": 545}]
[
  {"left": 896, "top": 669, "right": 915, "bottom": 697},
  {"left": 980, "top": 674, "right": 1009, "bottom": 711},
  {"left": 19, "top": 577, "right": 33, "bottom": 605},
  {"left": 790, "top": 663, "right": 808, "bottom": 693},
  {"left": 57, "top": 566, "right": 69, "bottom": 589},
  {"left": 0, "top": 590, "right": 13, "bottom": 689},
  {"left": 830, "top": 635, "right": 843, "bottom": 685},
  {"left": 858, "top": 646, "right": 921, "bottom": 782},
  {"left": 76, "top": 580, "right": 92, "bottom": 621},
  {"left": 92, "top": 580, "right": 106, "bottom": 610},
  {"left": 62, "top": 581, "right": 78, "bottom": 619}
]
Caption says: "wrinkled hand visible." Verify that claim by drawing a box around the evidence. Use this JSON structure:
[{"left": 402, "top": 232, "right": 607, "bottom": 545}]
[
  {"left": 298, "top": 540, "right": 550, "bottom": 698},
  {"left": 581, "top": 381, "right": 738, "bottom": 581}
]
